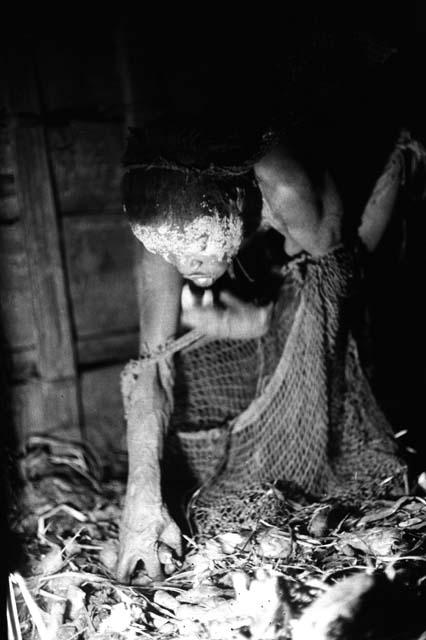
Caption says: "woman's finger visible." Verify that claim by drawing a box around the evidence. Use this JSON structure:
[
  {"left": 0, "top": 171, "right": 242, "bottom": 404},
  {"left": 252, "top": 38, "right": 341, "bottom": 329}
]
[
  {"left": 181, "top": 284, "right": 197, "bottom": 311},
  {"left": 116, "top": 551, "right": 137, "bottom": 584},
  {"left": 202, "top": 289, "right": 214, "bottom": 307},
  {"left": 139, "top": 547, "right": 164, "bottom": 581},
  {"left": 160, "top": 522, "right": 183, "bottom": 558}
]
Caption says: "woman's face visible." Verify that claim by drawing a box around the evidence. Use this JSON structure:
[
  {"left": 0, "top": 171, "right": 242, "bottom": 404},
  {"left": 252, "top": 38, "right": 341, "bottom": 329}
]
[
  {"left": 164, "top": 240, "right": 231, "bottom": 287},
  {"left": 131, "top": 213, "right": 243, "bottom": 287}
]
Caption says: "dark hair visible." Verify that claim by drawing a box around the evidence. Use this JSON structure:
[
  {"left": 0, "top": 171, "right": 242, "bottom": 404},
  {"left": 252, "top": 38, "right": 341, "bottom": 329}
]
[{"left": 122, "top": 167, "right": 261, "bottom": 239}]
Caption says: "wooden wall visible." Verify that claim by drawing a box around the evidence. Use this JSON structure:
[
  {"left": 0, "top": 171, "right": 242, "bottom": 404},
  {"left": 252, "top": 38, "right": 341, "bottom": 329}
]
[{"left": 1, "top": 30, "right": 140, "bottom": 472}]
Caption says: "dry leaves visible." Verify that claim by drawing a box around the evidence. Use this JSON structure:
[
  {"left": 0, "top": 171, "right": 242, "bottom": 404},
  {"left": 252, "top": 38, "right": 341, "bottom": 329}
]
[{"left": 9, "top": 438, "right": 426, "bottom": 639}]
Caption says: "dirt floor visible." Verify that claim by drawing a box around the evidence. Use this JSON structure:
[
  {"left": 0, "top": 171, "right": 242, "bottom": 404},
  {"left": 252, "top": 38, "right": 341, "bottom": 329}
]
[{"left": 7, "top": 437, "right": 426, "bottom": 640}]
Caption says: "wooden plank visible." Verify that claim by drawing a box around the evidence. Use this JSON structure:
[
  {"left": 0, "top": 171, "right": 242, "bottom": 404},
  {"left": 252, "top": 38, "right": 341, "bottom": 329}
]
[
  {"left": 81, "top": 364, "right": 127, "bottom": 472},
  {"left": 62, "top": 214, "right": 139, "bottom": 338},
  {"left": 77, "top": 330, "right": 138, "bottom": 365},
  {"left": 7, "top": 347, "right": 38, "bottom": 382},
  {"left": 42, "top": 379, "right": 81, "bottom": 439},
  {"left": 47, "top": 122, "right": 125, "bottom": 215},
  {"left": 9, "top": 382, "right": 42, "bottom": 446},
  {"left": 7, "top": 49, "right": 81, "bottom": 441},
  {"left": 12, "top": 380, "right": 81, "bottom": 445},
  {"left": 0, "top": 123, "right": 20, "bottom": 222},
  {"left": 0, "top": 178, "right": 20, "bottom": 222},
  {"left": 8, "top": 53, "right": 77, "bottom": 381},
  {"left": 0, "top": 126, "right": 15, "bottom": 174},
  {"left": 7, "top": 331, "right": 139, "bottom": 374},
  {"left": 0, "top": 222, "right": 35, "bottom": 348}
]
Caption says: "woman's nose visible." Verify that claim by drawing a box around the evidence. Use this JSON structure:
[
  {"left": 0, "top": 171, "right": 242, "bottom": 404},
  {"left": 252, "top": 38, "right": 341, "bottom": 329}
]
[{"left": 188, "top": 258, "right": 202, "bottom": 271}]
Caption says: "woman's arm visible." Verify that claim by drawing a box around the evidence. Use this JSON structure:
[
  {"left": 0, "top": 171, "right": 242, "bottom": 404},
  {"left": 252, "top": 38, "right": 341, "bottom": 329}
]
[
  {"left": 358, "top": 143, "right": 405, "bottom": 253},
  {"left": 135, "top": 243, "right": 183, "bottom": 351},
  {"left": 254, "top": 144, "right": 344, "bottom": 257},
  {"left": 117, "top": 245, "right": 183, "bottom": 583}
]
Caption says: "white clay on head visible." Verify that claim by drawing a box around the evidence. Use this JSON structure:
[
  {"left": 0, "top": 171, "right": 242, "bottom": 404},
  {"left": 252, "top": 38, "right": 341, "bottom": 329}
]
[{"left": 131, "top": 212, "right": 243, "bottom": 263}]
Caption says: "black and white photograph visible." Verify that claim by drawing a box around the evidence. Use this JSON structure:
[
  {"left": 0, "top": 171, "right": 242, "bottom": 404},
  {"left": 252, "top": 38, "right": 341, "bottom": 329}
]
[{"left": 2, "top": 6, "right": 426, "bottom": 639}]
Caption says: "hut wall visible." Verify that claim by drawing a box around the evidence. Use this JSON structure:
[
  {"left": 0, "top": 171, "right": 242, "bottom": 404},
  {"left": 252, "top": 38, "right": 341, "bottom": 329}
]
[{"left": 1, "top": 30, "right": 141, "bottom": 473}]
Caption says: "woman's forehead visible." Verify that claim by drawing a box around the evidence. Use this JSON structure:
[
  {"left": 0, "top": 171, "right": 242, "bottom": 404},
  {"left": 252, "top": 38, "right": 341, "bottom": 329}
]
[
  {"left": 131, "top": 212, "right": 243, "bottom": 260},
  {"left": 173, "top": 236, "right": 224, "bottom": 257}
]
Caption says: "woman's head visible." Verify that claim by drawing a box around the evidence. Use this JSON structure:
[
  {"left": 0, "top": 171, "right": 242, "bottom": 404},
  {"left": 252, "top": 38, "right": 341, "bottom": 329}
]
[{"left": 122, "top": 167, "right": 260, "bottom": 286}]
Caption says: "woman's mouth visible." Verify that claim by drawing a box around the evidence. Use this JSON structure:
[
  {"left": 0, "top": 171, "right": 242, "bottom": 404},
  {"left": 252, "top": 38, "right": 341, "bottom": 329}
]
[{"left": 187, "top": 274, "right": 214, "bottom": 287}]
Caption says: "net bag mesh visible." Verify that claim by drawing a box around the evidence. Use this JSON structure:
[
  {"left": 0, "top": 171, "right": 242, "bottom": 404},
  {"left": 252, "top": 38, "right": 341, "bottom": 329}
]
[
  {"left": 169, "top": 247, "right": 406, "bottom": 532},
  {"left": 122, "top": 246, "right": 406, "bottom": 535}
]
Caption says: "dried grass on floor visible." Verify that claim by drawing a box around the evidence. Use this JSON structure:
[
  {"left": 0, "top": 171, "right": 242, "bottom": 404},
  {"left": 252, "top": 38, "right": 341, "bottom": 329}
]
[{"left": 8, "top": 437, "right": 426, "bottom": 640}]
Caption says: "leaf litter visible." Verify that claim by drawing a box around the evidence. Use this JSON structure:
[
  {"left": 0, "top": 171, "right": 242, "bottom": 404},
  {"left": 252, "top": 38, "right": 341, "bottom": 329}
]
[{"left": 8, "top": 436, "right": 426, "bottom": 640}]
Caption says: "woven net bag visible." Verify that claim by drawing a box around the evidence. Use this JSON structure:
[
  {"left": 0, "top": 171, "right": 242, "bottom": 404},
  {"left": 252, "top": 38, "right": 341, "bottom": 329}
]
[{"left": 166, "top": 247, "right": 406, "bottom": 532}]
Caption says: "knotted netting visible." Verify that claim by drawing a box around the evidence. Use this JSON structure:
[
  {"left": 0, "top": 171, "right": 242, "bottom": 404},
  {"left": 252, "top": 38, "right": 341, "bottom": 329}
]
[{"left": 122, "top": 246, "right": 407, "bottom": 535}]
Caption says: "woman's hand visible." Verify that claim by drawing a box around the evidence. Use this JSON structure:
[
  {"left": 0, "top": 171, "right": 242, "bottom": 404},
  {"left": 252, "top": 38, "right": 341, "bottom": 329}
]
[
  {"left": 180, "top": 285, "right": 273, "bottom": 340},
  {"left": 117, "top": 501, "right": 182, "bottom": 583}
]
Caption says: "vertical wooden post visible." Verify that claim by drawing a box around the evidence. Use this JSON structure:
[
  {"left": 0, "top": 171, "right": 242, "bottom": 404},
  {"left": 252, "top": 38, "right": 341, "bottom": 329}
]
[{"left": 7, "top": 49, "right": 81, "bottom": 440}]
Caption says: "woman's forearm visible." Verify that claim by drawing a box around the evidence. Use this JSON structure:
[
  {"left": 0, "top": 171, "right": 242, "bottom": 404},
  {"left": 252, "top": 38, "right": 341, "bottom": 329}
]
[
  {"left": 122, "top": 358, "right": 174, "bottom": 505},
  {"left": 118, "top": 355, "right": 182, "bottom": 582},
  {"left": 126, "top": 407, "right": 164, "bottom": 504},
  {"left": 358, "top": 146, "right": 404, "bottom": 253}
]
